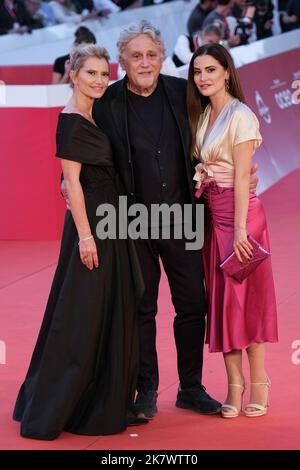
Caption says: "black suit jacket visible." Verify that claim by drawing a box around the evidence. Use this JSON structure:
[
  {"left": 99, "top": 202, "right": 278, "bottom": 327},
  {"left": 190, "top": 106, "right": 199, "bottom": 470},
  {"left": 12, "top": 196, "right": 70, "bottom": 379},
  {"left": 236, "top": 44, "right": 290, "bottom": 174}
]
[{"left": 92, "top": 74, "right": 196, "bottom": 211}]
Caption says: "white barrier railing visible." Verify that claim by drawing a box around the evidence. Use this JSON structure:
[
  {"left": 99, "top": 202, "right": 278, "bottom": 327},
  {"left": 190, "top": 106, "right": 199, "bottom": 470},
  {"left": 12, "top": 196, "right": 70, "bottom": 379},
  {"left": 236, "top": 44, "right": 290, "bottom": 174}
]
[{"left": 1, "top": 28, "right": 300, "bottom": 108}]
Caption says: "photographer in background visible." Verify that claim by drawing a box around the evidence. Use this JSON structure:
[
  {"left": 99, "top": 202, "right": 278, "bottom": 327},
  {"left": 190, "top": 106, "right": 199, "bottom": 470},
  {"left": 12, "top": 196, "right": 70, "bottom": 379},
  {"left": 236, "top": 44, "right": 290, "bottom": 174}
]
[
  {"left": 172, "top": 23, "right": 222, "bottom": 67},
  {"left": 202, "top": 0, "right": 241, "bottom": 47},
  {"left": 232, "top": 1, "right": 255, "bottom": 45},
  {"left": 253, "top": 0, "right": 273, "bottom": 40}
]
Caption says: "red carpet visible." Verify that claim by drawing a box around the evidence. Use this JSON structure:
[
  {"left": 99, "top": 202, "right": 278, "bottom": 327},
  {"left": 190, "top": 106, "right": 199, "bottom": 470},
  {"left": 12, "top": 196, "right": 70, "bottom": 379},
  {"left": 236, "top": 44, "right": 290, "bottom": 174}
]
[{"left": 1, "top": 169, "right": 300, "bottom": 450}]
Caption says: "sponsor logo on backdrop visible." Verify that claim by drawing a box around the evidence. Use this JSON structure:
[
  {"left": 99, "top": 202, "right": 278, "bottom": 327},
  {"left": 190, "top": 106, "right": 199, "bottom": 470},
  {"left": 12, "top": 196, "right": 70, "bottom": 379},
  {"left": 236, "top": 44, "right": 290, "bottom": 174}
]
[
  {"left": 274, "top": 88, "right": 294, "bottom": 109},
  {"left": 270, "top": 77, "right": 296, "bottom": 110},
  {"left": 291, "top": 80, "right": 300, "bottom": 105},
  {"left": 291, "top": 340, "right": 300, "bottom": 365},
  {"left": 255, "top": 90, "right": 271, "bottom": 124},
  {"left": 270, "top": 79, "right": 286, "bottom": 90}
]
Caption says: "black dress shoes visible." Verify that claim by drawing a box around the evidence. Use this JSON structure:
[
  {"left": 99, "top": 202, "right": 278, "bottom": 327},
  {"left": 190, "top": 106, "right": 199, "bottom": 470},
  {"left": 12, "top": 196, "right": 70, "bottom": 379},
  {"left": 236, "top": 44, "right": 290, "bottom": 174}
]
[
  {"left": 176, "top": 384, "right": 222, "bottom": 415},
  {"left": 126, "top": 410, "right": 149, "bottom": 426},
  {"left": 133, "top": 390, "right": 158, "bottom": 419}
]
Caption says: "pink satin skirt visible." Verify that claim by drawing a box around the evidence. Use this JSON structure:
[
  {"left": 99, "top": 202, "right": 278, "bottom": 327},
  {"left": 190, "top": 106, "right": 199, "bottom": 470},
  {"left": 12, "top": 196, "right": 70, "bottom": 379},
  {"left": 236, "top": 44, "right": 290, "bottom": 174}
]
[{"left": 201, "top": 182, "right": 278, "bottom": 353}]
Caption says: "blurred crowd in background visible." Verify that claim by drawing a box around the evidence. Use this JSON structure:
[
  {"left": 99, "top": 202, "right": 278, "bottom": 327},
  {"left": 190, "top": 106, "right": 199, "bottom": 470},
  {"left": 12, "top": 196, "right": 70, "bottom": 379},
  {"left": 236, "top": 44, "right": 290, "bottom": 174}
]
[
  {"left": 0, "top": 0, "right": 180, "bottom": 34},
  {"left": 1, "top": 0, "right": 299, "bottom": 38},
  {"left": 173, "top": 0, "right": 300, "bottom": 67},
  {"left": 1, "top": 0, "right": 299, "bottom": 82}
]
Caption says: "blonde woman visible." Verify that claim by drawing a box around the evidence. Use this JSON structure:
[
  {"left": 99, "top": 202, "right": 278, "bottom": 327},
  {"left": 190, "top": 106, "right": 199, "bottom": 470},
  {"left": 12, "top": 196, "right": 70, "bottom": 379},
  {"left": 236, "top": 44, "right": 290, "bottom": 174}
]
[{"left": 13, "top": 44, "right": 145, "bottom": 440}]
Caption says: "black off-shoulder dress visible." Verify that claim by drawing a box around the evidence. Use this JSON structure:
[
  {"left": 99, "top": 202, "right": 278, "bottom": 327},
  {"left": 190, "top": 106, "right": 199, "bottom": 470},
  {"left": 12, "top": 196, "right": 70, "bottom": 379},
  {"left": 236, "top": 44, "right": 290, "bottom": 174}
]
[{"left": 13, "top": 114, "right": 144, "bottom": 440}]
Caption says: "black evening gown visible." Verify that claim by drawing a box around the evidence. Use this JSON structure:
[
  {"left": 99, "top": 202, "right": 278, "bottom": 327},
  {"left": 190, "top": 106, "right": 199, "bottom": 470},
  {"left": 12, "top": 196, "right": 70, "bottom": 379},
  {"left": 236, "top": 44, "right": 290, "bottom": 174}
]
[{"left": 13, "top": 114, "right": 144, "bottom": 440}]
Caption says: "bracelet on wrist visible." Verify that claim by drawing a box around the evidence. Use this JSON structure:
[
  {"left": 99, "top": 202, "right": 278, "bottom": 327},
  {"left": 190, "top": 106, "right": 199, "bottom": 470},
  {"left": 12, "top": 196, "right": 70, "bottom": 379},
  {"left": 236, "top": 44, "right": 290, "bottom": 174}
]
[{"left": 78, "top": 235, "right": 93, "bottom": 245}]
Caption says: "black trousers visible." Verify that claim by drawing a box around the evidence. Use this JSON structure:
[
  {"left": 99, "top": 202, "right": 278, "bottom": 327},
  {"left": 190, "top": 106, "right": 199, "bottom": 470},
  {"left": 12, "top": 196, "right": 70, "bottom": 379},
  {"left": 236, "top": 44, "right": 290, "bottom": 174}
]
[{"left": 135, "top": 234, "right": 206, "bottom": 392}]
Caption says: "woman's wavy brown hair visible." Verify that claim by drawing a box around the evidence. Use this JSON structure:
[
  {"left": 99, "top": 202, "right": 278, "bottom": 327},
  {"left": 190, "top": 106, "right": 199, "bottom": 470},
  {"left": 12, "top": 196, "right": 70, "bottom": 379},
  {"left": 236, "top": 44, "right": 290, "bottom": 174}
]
[{"left": 187, "top": 43, "right": 246, "bottom": 158}]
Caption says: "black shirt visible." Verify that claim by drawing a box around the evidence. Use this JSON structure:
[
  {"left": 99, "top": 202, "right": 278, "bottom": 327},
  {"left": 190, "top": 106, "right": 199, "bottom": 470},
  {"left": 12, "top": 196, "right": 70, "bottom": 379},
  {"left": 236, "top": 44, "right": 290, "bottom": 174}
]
[
  {"left": 127, "top": 81, "right": 163, "bottom": 145},
  {"left": 126, "top": 79, "right": 190, "bottom": 217}
]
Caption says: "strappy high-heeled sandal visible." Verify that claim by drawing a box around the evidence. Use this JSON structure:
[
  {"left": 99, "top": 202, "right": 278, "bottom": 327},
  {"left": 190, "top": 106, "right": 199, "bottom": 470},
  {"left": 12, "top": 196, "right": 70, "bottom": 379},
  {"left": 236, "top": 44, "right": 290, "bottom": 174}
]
[
  {"left": 221, "top": 383, "right": 246, "bottom": 419},
  {"left": 244, "top": 377, "right": 271, "bottom": 417}
]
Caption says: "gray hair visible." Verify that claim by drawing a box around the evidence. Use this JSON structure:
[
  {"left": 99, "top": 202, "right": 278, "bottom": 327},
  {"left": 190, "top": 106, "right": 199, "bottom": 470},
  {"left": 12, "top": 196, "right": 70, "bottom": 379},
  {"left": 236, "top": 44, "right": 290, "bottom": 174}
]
[
  {"left": 69, "top": 44, "right": 110, "bottom": 87},
  {"left": 117, "top": 20, "right": 166, "bottom": 62}
]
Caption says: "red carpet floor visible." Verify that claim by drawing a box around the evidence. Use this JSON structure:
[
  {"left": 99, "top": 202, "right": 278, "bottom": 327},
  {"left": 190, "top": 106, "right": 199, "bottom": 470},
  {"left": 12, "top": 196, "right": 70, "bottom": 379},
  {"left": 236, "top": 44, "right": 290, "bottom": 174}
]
[{"left": 1, "top": 170, "right": 300, "bottom": 450}]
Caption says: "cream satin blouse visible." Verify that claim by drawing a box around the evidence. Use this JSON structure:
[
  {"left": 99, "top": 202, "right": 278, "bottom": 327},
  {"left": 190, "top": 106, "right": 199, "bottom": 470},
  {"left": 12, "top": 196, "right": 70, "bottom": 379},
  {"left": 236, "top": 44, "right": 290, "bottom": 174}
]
[{"left": 193, "top": 98, "right": 262, "bottom": 190}]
